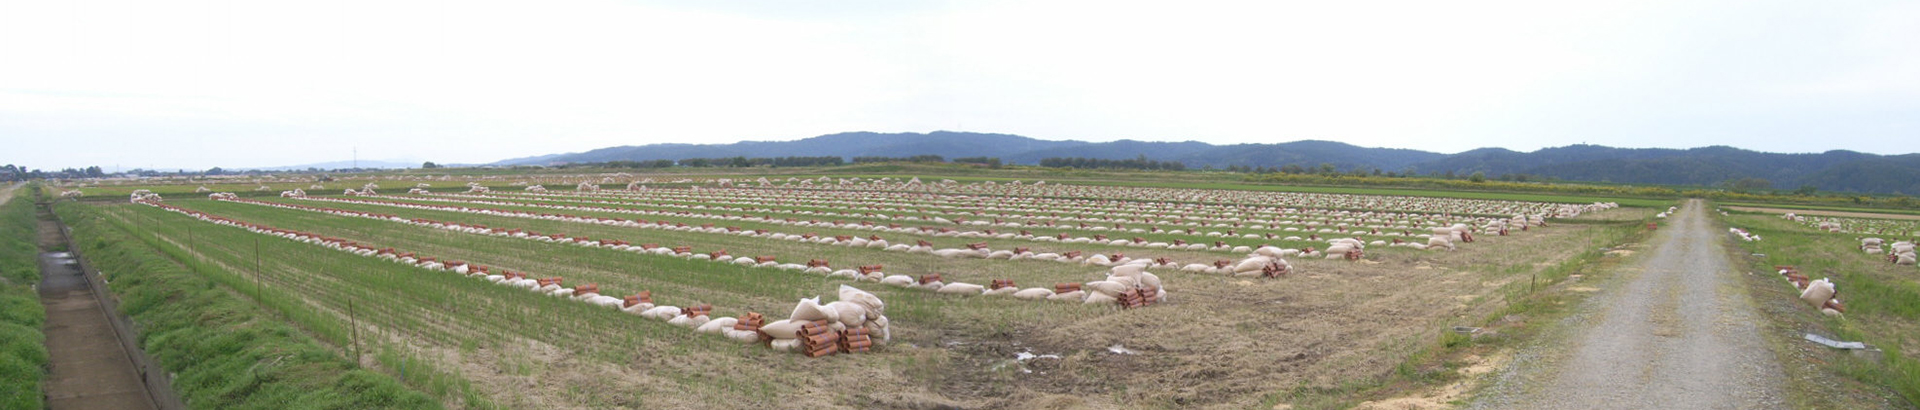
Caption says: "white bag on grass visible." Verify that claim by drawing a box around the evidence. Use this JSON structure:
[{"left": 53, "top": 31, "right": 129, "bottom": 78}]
[
  {"left": 1013, "top": 288, "right": 1055, "bottom": 299},
  {"left": 770, "top": 338, "right": 802, "bottom": 352},
  {"left": 936, "top": 282, "right": 984, "bottom": 295},
  {"left": 695, "top": 317, "right": 738, "bottom": 334},
  {"left": 1082, "top": 281, "right": 1128, "bottom": 297},
  {"left": 640, "top": 305, "right": 680, "bottom": 320},
  {"left": 1047, "top": 290, "right": 1085, "bottom": 301},
  {"left": 824, "top": 301, "right": 868, "bottom": 328},
  {"left": 1799, "top": 279, "right": 1835, "bottom": 307},
  {"left": 865, "top": 316, "right": 891, "bottom": 343},
  {"left": 667, "top": 314, "right": 709, "bottom": 327},
  {"left": 724, "top": 329, "right": 761, "bottom": 342},
  {"left": 1084, "top": 292, "right": 1118, "bottom": 305},
  {"left": 789, "top": 297, "right": 839, "bottom": 323},
  {"left": 838, "top": 285, "right": 885, "bottom": 314},
  {"left": 758, "top": 319, "right": 803, "bottom": 340}
]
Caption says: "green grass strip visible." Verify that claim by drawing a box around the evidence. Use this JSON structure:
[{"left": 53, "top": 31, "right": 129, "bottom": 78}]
[
  {"left": 0, "top": 184, "right": 47, "bottom": 410},
  {"left": 56, "top": 201, "right": 440, "bottom": 410}
]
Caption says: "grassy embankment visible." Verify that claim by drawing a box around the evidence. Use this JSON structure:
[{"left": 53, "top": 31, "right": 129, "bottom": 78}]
[
  {"left": 0, "top": 184, "right": 48, "bottom": 409},
  {"left": 1721, "top": 208, "right": 1920, "bottom": 408},
  {"left": 56, "top": 201, "right": 442, "bottom": 409}
]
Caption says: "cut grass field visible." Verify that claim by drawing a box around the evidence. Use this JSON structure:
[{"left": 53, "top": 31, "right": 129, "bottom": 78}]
[
  {"left": 42, "top": 173, "right": 1675, "bottom": 409},
  {"left": 931, "top": 178, "right": 1671, "bottom": 208},
  {"left": 107, "top": 199, "right": 1116, "bottom": 408},
  {"left": 57, "top": 163, "right": 1670, "bottom": 209},
  {"left": 298, "top": 193, "right": 1261, "bottom": 252},
  {"left": 215, "top": 197, "right": 1183, "bottom": 291},
  {"left": 300, "top": 185, "right": 1596, "bottom": 258},
  {"left": 441, "top": 187, "right": 1557, "bottom": 234},
  {"left": 278, "top": 193, "right": 1324, "bottom": 262},
  {"left": 1720, "top": 208, "right": 1920, "bottom": 407}
]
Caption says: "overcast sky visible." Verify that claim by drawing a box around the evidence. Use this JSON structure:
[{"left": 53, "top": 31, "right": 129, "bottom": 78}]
[{"left": 3, "top": 0, "right": 1916, "bottom": 170}]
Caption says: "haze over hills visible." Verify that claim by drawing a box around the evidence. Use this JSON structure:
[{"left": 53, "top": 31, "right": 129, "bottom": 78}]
[{"left": 491, "top": 131, "right": 1920, "bottom": 194}]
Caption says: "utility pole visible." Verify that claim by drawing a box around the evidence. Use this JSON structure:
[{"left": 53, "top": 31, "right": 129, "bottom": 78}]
[
  {"left": 255, "top": 237, "right": 263, "bottom": 299},
  {"left": 350, "top": 298, "right": 360, "bottom": 365}
]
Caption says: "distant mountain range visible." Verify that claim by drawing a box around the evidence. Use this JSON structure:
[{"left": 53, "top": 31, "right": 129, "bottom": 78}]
[{"left": 490, "top": 131, "right": 1920, "bottom": 194}]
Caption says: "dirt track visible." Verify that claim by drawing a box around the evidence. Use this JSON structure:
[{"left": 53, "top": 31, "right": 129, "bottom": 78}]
[{"left": 1469, "top": 199, "right": 1786, "bottom": 409}]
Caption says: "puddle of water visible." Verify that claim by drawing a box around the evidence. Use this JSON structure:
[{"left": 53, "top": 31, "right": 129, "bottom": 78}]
[
  {"left": 994, "top": 349, "right": 1064, "bottom": 374},
  {"left": 1014, "top": 350, "right": 1060, "bottom": 362}
]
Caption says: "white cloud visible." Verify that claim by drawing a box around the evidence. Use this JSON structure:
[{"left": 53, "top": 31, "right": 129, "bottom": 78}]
[{"left": 2, "top": 0, "right": 1914, "bottom": 170}]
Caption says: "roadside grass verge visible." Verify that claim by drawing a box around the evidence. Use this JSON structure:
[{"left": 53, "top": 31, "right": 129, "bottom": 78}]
[
  {"left": 1266, "top": 208, "right": 1653, "bottom": 409},
  {"left": 0, "top": 184, "right": 47, "bottom": 409},
  {"left": 1721, "top": 207, "right": 1920, "bottom": 408}
]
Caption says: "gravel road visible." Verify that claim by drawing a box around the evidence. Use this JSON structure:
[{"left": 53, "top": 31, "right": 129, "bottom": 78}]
[{"left": 1469, "top": 199, "right": 1786, "bottom": 409}]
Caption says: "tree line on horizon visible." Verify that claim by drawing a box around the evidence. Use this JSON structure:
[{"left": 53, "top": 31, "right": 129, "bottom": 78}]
[{"left": 1037, "top": 155, "right": 1185, "bottom": 171}]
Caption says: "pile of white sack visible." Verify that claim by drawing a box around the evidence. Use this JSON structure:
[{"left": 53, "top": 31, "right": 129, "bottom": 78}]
[
  {"left": 1321, "top": 237, "right": 1365, "bottom": 260},
  {"left": 128, "top": 190, "right": 160, "bottom": 203},
  {"left": 1380, "top": 224, "right": 1478, "bottom": 252},
  {"left": 1729, "top": 227, "right": 1760, "bottom": 241},
  {"left": 1079, "top": 263, "right": 1166, "bottom": 308},
  {"left": 884, "top": 262, "right": 1167, "bottom": 307},
  {"left": 1182, "top": 245, "right": 1296, "bottom": 277},
  {"left": 1777, "top": 266, "right": 1845, "bottom": 316},
  {"left": 753, "top": 285, "right": 890, "bottom": 356},
  {"left": 1861, "top": 237, "right": 1885, "bottom": 254},
  {"left": 1889, "top": 241, "right": 1916, "bottom": 266}
]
